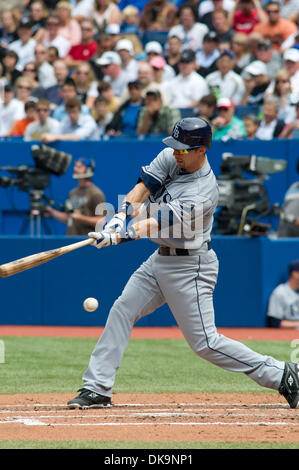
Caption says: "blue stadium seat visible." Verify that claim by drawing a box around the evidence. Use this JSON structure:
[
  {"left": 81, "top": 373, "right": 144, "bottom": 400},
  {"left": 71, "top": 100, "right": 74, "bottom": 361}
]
[
  {"left": 139, "top": 31, "right": 169, "bottom": 48},
  {"left": 235, "top": 105, "right": 261, "bottom": 119}
]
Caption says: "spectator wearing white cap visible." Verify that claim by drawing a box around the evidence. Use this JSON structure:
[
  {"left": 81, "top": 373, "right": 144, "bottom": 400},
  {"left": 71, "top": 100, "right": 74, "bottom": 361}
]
[
  {"left": 212, "top": 97, "right": 246, "bottom": 140},
  {"left": 96, "top": 50, "right": 131, "bottom": 97},
  {"left": 241, "top": 60, "right": 271, "bottom": 105},
  {"left": 255, "top": 96, "right": 285, "bottom": 140},
  {"left": 168, "top": 3, "right": 209, "bottom": 52},
  {"left": 206, "top": 50, "right": 246, "bottom": 105},
  {"left": 162, "top": 49, "right": 209, "bottom": 109},
  {"left": 145, "top": 41, "right": 175, "bottom": 83},
  {"left": 115, "top": 38, "right": 138, "bottom": 81},
  {"left": 264, "top": 48, "right": 299, "bottom": 104}
]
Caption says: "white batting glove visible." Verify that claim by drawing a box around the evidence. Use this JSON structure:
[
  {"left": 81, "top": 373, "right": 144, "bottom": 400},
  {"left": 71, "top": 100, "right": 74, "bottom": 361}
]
[
  {"left": 88, "top": 231, "right": 118, "bottom": 249},
  {"left": 104, "top": 212, "right": 126, "bottom": 233}
]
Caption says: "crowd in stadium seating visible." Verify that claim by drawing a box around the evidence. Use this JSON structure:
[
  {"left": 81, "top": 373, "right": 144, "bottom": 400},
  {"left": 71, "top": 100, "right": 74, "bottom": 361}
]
[{"left": 1, "top": 0, "right": 299, "bottom": 141}]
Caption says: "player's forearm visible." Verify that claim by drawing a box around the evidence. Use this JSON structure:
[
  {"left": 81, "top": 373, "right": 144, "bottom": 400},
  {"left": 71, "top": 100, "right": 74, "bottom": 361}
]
[
  {"left": 122, "top": 182, "right": 151, "bottom": 218},
  {"left": 280, "top": 320, "right": 299, "bottom": 329},
  {"left": 115, "top": 217, "right": 159, "bottom": 242}
]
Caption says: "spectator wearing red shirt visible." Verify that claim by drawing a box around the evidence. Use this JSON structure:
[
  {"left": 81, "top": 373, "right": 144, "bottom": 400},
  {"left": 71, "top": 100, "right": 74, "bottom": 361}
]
[
  {"left": 229, "top": 0, "right": 267, "bottom": 35},
  {"left": 66, "top": 20, "right": 98, "bottom": 68}
]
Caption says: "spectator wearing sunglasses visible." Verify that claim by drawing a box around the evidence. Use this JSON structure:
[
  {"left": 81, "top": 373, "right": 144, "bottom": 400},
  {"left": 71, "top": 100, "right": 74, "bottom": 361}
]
[{"left": 212, "top": 97, "right": 246, "bottom": 140}]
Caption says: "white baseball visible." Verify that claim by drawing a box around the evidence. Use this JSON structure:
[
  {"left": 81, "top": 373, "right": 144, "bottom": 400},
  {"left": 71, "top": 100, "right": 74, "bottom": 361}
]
[{"left": 83, "top": 297, "right": 99, "bottom": 312}]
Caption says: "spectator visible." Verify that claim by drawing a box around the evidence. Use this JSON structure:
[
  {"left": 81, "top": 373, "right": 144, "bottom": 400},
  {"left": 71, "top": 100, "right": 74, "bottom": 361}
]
[
  {"left": 137, "top": 89, "right": 181, "bottom": 136},
  {"left": 44, "top": 158, "right": 106, "bottom": 236},
  {"left": 282, "top": 48, "right": 299, "bottom": 102},
  {"left": 228, "top": 0, "right": 267, "bottom": 35},
  {"left": 65, "top": 19, "right": 98, "bottom": 68},
  {"left": 267, "top": 260, "right": 299, "bottom": 328},
  {"left": 92, "top": 0, "right": 122, "bottom": 35},
  {"left": 279, "top": 101, "right": 299, "bottom": 139},
  {"left": 200, "top": 0, "right": 235, "bottom": 30},
  {"left": 71, "top": 0, "right": 94, "bottom": 23},
  {"left": 56, "top": 1, "right": 82, "bottom": 46},
  {"left": 281, "top": 31, "right": 299, "bottom": 53},
  {"left": 115, "top": 38, "right": 138, "bottom": 81},
  {"left": 150, "top": 56, "right": 175, "bottom": 84},
  {"left": 144, "top": 41, "right": 176, "bottom": 81},
  {"left": 168, "top": 3, "right": 209, "bottom": 51},
  {"left": 255, "top": 97, "right": 285, "bottom": 140},
  {"left": 106, "top": 79, "right": 143, "bottom": 136},
  {"left": 0, "top": 85, "right": 25, "bottom": 136},
  {"left": 280, "top": 0, "right": 299, "bottom": 21},
  {"left": 104, "top": 23, "right": 122, "bottom": 50},
  {"left": 40, "top": 97, "right": 100, "bottom": 142},
  {"left": 117, "top": 0, "right": 148, "bottom": 13},
  {"left": 1, "top": 50, "right": 22, "bottom": 86},
  {"left": 277, "top": 182, "right": 299, "bottom": 237},
  {"left": 211, "top": 8, "right": 234, "bottom": 43},
  {"left": 246, "top": 30, "right": 264, "bottom": 58},
  {"left": 206, "top": 50, "right": 246, "bottom": 105},
  {"left": 14, "top": 76, "right": 35, "bottom": 109},
  {"left": 195, "top": 31, "right": 220, "bottom": 78},
  {"left": 43, "top": 59, "right": 70, "bottom": 107},
  {"left": 28, "top": 0, "right": 48, "bottom": 42},
  {"left": 212, "top": 97, "right": 246, "bottom": 140},
  {"left": 47, "top": 46, "right": 60, "bottom": 65},
  {"left": 42, "top": 14, "right": 71, "bottom": 58},
  {"left": 254, "top": 39, "right": 283, "bottom": 80},
  {"left": 198, "top": 93, "right": 217, "bottom": 120},
  {"left": 8, "top": 18, "right": 37, "bottom": 71},
  {"left": 241, "top": 60, "right": 270, "bottom": 105},
  {"left": 97, "top": 80, "right": 120, "bottom": 114},
  {"left": 92, "top": 96, "right": 113, "bottom": 136},
  {"left": 0, "top": 9, "right": 18, "bottom": 48},
  {"left": 139, "top": 0, "right": 178, "bottom": 31},
  {"left": 265, "top": 69, "right": 296, "bottom": 123},
  {"left": 120, "top": 5, "right": 140, "bottom": 34},
  {"left": 8, "top": 100, "right": 38, "bottom": 137},
  {"left": 253, "top": 1, "right": 297, "bottom": 51},
  {"left": 243, "top": 113, "right": 260, "bottom": 138},
  {"left": 165, "top": 33, "right": 183, "bottom": 75},
  {"left": 72, "top": 61, "right": 99, "bottom": 110},
  {"left": 231, "top": 32, "right": 251, "bottom": 73},
  {"left": 96, "top": 50, "right": 131, "bottom": 98},
  {"left": 22, "top": 61, "right": 45, "bottom": 100},
  {"left": 52, "top": 78, "right": 90, "bottom": 121},
  {"left": 34, "top": 43, "right": 57, "bottom": 89},
  {"left": 163, "top": 49, "right": 209, "bottom": 109},
  {"left": 24, "top": 98, "right": 60, "bottom": 141}
]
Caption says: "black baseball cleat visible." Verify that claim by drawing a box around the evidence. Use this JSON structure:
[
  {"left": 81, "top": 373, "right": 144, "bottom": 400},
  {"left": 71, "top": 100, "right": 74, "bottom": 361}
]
[
  {"left": 278, "top": 362, "right": 299, "bottom": 409},
  {"left": 67, "top": 388, "right": 112, "bottom": 409}
]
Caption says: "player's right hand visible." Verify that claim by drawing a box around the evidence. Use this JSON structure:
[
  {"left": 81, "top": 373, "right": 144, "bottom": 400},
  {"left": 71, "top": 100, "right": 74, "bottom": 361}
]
[
  {"left": 88, "top": 231, "right": 117, "bottom": 249},
  {"left": 104, "top": 213, "right": 126, "bottom": 233}
]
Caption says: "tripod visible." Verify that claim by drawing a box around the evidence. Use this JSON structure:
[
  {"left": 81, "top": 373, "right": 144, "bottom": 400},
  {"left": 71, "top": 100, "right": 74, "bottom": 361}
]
[{"left": 19, "top": 189, "right": 52, "bottom": 237}]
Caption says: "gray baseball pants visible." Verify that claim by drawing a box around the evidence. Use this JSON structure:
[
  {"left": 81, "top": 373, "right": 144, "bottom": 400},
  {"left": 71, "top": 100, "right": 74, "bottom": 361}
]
[{"left": 82, "top": 244, "right": 285, "bottom": 397}]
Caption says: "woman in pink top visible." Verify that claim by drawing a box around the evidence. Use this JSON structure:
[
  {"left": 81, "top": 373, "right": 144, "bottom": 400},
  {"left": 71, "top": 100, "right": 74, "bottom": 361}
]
[{"left": 56, "top": 1, "right": 82, "bottom": 46}]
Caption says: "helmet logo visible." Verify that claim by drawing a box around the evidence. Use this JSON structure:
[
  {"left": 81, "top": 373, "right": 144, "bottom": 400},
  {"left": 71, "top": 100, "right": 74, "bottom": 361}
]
[{"left": 173, "top": 124, "right": 180, "bottom": 139}]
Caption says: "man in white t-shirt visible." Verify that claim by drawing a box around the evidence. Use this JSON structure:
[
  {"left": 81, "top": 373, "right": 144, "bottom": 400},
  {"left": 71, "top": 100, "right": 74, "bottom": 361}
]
[
  {"left": 206, "top": 50, "right": 245, "bottom": 105},
  {"left": 267, "top": 260, "right": 299, "bottom": 329},
  {"left": 168, "top": 3, "right": 209, "bottom": 51},
  {"left": 42, "top": 15, "right": 71, "bottom": 58},
  {"left": 0, "top": 85, "right": 25, "bottom": 137},
  {"left": 96, "top": 51, "right": 132, "bottom": 98},
  {"left": 162, "top": 49, "right": 209, "bottom": 109},
  {"left": 24, "top": 98, "right": 60, "bottom": 141},
  {"left": 8, "top": 18, "right": 36, "bottom": 71}
]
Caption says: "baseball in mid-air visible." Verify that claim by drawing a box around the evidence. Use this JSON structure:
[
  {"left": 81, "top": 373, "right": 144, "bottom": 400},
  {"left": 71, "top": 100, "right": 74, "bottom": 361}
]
[{"left": 83, "top": 297, "right": 99, "bottom": 312}]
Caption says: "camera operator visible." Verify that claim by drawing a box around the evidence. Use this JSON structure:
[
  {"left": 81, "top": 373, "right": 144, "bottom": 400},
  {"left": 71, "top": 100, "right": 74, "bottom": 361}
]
[
  {"left": 277, "top": 180, "right": 299, "bottom": 238},
  {"left": 44, "top": 157, "right": 106, "bottom": 235}
]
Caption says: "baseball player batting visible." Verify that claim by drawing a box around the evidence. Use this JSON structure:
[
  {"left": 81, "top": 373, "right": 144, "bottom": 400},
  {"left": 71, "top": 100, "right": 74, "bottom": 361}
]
[{"left": 67, "top": 117, "right": 299, "bottom": 409}]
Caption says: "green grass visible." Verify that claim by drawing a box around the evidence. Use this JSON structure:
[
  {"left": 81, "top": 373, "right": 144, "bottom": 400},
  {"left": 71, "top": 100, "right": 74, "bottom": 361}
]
[{"left": 0, "top": 337, "right": 292, "bottom": 394}]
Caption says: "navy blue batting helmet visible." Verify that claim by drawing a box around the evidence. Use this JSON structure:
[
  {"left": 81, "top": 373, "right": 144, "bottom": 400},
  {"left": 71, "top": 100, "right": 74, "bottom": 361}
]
[{"left": 162, "top": 117, "right": 212, "bottom": 150}]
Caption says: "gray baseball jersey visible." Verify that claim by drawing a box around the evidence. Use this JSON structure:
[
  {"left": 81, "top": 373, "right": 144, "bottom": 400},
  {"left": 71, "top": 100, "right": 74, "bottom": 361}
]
[
  {"left": 267, "top": 283, "right": 299, "bottom": 322},
  {"left": 82, "top": 149, "right": 285, "bottom": 398}
]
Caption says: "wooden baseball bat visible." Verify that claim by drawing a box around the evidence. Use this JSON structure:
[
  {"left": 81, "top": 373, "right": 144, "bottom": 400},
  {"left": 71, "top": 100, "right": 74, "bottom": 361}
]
[{"left": 0, "top": 238, "right": 95, "bottom": 278}]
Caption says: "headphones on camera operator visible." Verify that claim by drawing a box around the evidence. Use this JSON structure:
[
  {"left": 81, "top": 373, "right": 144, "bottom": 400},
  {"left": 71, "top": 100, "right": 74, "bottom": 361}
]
[{"left": 72, "top": 157, "right": 96, "bottom": 180}]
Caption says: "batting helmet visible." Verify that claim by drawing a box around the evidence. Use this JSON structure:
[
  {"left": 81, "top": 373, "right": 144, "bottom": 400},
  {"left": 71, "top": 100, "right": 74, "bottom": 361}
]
[{"left": 162, "top": 117, "right": 212, "bottom": 150}]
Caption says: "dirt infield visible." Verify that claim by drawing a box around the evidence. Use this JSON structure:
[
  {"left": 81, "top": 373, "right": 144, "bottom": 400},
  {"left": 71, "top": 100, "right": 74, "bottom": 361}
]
[{"left": 0, "top": 393, "right": 298, "bottom": 443}]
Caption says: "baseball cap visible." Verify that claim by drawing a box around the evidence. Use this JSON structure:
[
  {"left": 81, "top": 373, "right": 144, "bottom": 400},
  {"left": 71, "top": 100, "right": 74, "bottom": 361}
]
[
  {"left": 96, "top": 51, "right": 121, "bottom": 66},
  {"left": 146, "top": 88, "right": 162, "bottom": 98},
  {"left": 289, "top": 260, "right": 299, "bottom": 273},
  {"left": 203, "top": 31, "right": 219, "bottom": 42},
  {"left": 18, "top": 17, "right": 33, "bottom": 29},
  {"left": 115, "top": 38, "right": 134, "bottom": 55},
  {"left": 105, "top": 23, "right": 120, "bottom": 35},
  {"left": 217, "top": 97, "right": 235, "bottom": 109},
  {"left": 128, "top": 79, "right": 142, "bottom": 88},
  {"left": 243, "top": 60, "right": 267, "bottom": 76},
  {"left": 219, "top": 49, "right": 235, "bottom": 60},
  {"left": 283, "top": 48, "right": 299, "bottom": 62},
  {"left": 150, "top": 56, "right": 166, "bottom": 69},
  {"left": 4, "top": 84, "right": 14, "bottom": 93},
  {"left": 257, "top": 39, "right": 272, "bottom": 50},
  {"left": 145, "top": 41, "right": 163, "bottom": 55},
  {"left": 179, "top": 49, "right": 196, "bottom": 63}
]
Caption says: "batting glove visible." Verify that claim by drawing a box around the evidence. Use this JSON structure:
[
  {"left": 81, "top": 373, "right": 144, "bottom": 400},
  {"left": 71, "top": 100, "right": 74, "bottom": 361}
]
[
  {"left": 104, "top": 201, "right": 134, "bottom": 234},
  {"left": 88, "top": 231, "right": 118, "bottom": 249}
]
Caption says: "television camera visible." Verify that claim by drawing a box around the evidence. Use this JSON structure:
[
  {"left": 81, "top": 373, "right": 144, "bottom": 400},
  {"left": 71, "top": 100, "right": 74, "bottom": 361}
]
[
  {"left": 0, "top": 144, "right": 72, "bottom": 235},
  {"left": 215, "top": 153, "right": 287, "bottom": 236}
]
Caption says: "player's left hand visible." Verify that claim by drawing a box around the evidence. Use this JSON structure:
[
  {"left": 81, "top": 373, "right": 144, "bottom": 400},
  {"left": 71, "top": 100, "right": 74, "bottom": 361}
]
[
  {"left": 104, "top": 213, "right": 126, "bottom": 233},
  {"left": 88, "top": 231, "right": 118, "bottom": 248}
]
